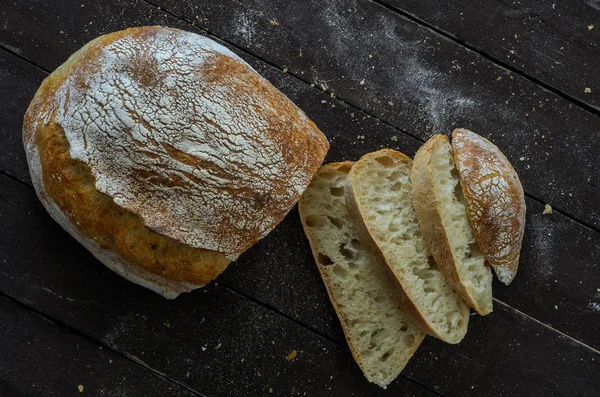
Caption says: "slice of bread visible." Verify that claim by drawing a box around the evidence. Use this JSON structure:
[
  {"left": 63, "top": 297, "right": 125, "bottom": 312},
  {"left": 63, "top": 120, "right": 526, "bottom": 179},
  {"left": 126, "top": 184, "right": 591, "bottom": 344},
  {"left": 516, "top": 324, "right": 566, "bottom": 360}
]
[
  {"left": 298, "top": 162, "right": 425, "bottom": 388},
  {"left": 345, "top": 150, "right": 470, "bottom": 344},
  {"left": 412, "top": 135, "right": 493, "bottom": 315}
]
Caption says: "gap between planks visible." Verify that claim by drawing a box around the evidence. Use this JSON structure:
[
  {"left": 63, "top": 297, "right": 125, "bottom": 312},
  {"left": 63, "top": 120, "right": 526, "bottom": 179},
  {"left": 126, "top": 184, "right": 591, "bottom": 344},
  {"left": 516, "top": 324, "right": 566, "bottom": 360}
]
[
  {"left": 493, "top": 298, "right": 600, "bottom": 356},
  {"left": 0, "top": 290, "right": 210, "bottom": 397},
  {"left": 0, "top": 3, "right": 598, "bottom": 365},
  {"left": 139, "top": 0, "right": 600, "bottom": 237}
]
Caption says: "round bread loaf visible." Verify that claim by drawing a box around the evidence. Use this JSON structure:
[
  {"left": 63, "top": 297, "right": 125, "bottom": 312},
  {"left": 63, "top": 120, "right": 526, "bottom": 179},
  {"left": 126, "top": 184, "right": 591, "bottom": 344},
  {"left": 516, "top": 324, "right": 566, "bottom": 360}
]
[{"left": 23, "top": 26, "right": 329, "bottom": 298}]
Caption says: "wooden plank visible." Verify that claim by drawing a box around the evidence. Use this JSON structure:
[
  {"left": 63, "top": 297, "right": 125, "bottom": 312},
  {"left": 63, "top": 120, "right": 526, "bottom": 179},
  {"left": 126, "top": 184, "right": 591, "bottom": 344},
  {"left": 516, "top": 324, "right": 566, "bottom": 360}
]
[
  {"left": 0, "top": 176, "right": 435, "bottom": 397},
  {"left": 0, "top": 295, "right": 198, "bottom": 397},
  {"left": 377, "top": 0, "right": 600, "bottom": 109},
  {"left": 146, "top": 0, "right": 600, "bottom": 230},
  {"left": 0, "top": 167, "right": 599, "bottom": 397}
]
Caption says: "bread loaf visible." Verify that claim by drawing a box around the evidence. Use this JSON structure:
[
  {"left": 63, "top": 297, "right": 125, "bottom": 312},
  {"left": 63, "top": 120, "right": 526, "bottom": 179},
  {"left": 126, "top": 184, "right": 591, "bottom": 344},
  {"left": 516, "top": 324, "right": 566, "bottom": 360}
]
[
  {"left": 345, "top": 150, "right": 470, "bottom": 344},
  {"left": 299, "top": 162, "right": 425, "bottom": 387},
  {"left": 412, "top": 135, "right": 493, "bottom": 315},
  {"left": 23, "top": 26, "right": 329, "bottom": 298},
  {"left": 452, "top": 129, "right": 525, "bottom": 285}
]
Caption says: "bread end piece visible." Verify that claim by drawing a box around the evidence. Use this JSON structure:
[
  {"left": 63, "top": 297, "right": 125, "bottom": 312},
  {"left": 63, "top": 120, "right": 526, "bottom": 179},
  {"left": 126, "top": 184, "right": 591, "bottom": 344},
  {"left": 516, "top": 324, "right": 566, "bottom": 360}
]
[
  {"left": 412, "top": 135, "right": 493, "bottom": 315},
  {"left": 452, "top": 129, "right": 526, "bottom": 285}
]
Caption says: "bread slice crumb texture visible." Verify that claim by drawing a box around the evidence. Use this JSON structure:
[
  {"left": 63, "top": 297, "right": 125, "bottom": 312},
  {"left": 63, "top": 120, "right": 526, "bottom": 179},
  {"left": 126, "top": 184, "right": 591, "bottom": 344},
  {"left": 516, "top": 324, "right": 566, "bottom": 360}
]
[
  {"left": 345, "top": 150, "right": 469, "bottom": 344},
  {"left": 299, "top": 162, "right": 425, "bottom": 387},
  {"left": 412, "top": 135, "right": 493, "bottom": 315}
]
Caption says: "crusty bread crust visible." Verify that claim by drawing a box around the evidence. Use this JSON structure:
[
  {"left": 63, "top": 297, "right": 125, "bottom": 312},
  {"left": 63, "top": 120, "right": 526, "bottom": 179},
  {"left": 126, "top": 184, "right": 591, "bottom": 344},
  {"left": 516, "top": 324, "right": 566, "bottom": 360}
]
[
  {"left": 23, "top": 26, "right": 328, "bottom": 297},
  {"left": 412, "top": 135, "right": 492, "bottom": 315},
  {"left": 452, "top": 129, "right": 526, "bottom": 285},
  {"left": 345, "top": 150, "right": 469, "bottom": 343},
  {"left": 298, "top": 162, "right": 425, "bottom": 387}
]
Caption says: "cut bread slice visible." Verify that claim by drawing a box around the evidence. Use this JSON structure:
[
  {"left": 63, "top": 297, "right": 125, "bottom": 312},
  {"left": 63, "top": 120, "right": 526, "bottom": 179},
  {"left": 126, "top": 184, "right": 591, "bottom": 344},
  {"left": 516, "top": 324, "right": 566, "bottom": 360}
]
[
  {"left": 298, "top": 162, "right": 425, "bottom": 388},
  {"left": 345, "top": 150, "right": 470, "bottom": 344},
  {"left": 412, "top": 135, "right": 493, "bottom": 315}
]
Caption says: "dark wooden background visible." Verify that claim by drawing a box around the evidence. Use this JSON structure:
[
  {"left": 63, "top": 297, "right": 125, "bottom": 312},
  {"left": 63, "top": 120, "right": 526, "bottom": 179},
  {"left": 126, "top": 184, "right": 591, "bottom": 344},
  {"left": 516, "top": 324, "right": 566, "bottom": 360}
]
[{"left": 1, "top": 1, "right": 599, "bottom": 396}]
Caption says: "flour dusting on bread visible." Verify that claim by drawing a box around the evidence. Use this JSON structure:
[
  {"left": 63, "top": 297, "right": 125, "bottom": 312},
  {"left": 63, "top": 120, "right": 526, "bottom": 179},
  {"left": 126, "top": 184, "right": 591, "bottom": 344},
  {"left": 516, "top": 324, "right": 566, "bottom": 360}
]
[{"left": 41, "top": 27, "right": 328, "bottom": 259}]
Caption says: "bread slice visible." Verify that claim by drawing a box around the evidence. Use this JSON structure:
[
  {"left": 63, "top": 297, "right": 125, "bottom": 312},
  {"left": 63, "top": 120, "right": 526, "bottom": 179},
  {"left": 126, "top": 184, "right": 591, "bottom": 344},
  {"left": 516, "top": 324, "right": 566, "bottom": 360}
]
[
  {"left": 298, "top": 162, "right": 425, "bottom": 388},
  {"left": 452, "top": 129, "right": 526, "bottom": 285},
  {"left": 345, "top": 150, "right": 470, "bottom": 344},
  {"left": 412, "top": 135, "right": 493, "bottom": 315}
]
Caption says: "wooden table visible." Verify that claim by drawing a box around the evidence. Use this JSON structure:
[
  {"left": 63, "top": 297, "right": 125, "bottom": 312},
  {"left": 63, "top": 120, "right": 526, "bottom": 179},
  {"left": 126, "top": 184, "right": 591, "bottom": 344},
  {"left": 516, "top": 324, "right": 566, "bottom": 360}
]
[{"left": 1, "top": 1, "right": 599, "bottom": 396}]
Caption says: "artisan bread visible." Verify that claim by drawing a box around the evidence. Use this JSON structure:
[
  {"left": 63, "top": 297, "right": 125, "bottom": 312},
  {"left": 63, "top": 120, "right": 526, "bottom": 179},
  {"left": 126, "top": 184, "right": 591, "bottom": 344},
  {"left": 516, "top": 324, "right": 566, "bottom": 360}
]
[
  {"left": 412, "top": 135, "right": 493, "bottom": 315},
  {"left": 298, "top": 162, "right": 425, "bottom": 387},
  {"left": 452, "top": 129, "right": 525, "bottom": 285},
  {"left": 345, "top": 149, "right": 470, "bottom": 344},
  {"left": 23, "top": 26, "right": 329, "bottom": 298}
]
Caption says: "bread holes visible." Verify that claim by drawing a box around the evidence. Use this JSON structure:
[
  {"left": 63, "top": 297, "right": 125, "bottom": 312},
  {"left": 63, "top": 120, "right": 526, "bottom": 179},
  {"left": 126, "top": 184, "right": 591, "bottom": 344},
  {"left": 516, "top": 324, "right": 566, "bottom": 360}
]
[
  {"left": 388, "top": 171, "right": 403, "bottom": 182},
  {"left": 403, "top": 333, "right": 415, "bottom": 346},
  {"left": 339, "top": 243, "right": 355, "bottom": 260},
  {"left": 332, "top": 264, "right": 350, "bottom": 279},
  {"left": 317, "top": 252, "right": 334, "bottom": 266},
  {"left": 347, "top": 262, "right": 359, "bottom": 271},
  {"left": 375, "top": 156, "right": 396, "bottom": 168},
  {"left": 305, "top": 215, "right": 327, "bottom": 228},
  {"left": 319, "top": 172, "right": 338, "bottom": 181},
  {"left": 379, "top": 351, "right": 393, "bottom": 362},
  {"left": 329, "top": 186, "right": 345, "bottom": 197},
  {"left": 390, "top": 182, "right": 402, "bottom": 191},
  {"left": 426, "top": 255, "right": 437, "bottom": 270},
  {"left": 328, "top": 216, "right": 343, "bottom": 229}
]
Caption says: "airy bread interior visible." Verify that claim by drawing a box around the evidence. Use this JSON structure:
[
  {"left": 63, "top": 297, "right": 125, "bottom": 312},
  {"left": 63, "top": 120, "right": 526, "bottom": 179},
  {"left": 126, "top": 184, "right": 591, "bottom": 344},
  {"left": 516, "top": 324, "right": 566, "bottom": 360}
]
[
  {"left": 299, "top": 163, "right": 424, "bottom": 387},
  {"left": 430, "top": 138, "right": 493, "bottom": 314},
  {"left": 347, "top": 151, "right": 469, "bottom": 344}
]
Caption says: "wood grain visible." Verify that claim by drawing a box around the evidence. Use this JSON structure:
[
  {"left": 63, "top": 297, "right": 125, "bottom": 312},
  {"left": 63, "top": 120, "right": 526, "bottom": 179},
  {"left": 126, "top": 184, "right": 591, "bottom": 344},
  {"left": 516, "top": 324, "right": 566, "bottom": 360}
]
[
  {"left": 0, "top": 295, "right": 198, "bottom": 397},
  {"left": 378, "top": 0, "right": 600, "bottom": 109}
]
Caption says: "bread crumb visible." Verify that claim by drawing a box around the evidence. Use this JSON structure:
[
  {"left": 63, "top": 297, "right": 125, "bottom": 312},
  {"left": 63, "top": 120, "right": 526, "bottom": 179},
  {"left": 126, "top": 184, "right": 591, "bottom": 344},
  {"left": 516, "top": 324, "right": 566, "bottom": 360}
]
[
  {"left": 269, "top": 19, "right": 279, "bottom": 25},
  {"left": 391, "top": 136, "right": 398, "bottom": 142},
  {"left": 519, "top": 157, "right": 525, "bottom": 161},
  {"left": 360, "top": 79, "right": 365, "bottom": 85},
  {"left": 543, "top": 204, "right": 553, "bottom": 215},
  {"left": 108, "top": 360, "right": 113, "bottom": 364},
  {"left": 286, "top": 349, "right": 297, "bottom": 361},
  {"left": 186, "top": 372, "right": 190, "bottom": 378},
  {"left": 269, "top": 388, "right": 273, "bottom": 393},
  {"left": 514, "top": 33, "right": 518, "bottom": 39},
  {"left": 257, "top": 371, "right": 262, "bottom": 377},
  {"left": 509, "top": 49, "right": 515, "bottom": 54},
  {"left": 497, "top": 76, "right": 502, "bottom": 81},
  {"left": 368, "top": 54, "right": 373, "bottom": 58},
  {"left": 202, "top": 347, "right": 207, "bottom": 351},
  {"left": 554, "top": 305, "right": 559, "bottom": 310},
  {"left": 589, "top": 25, "right": 594, "bottom": 31},
  {"left": 282, "top": 67, "right": 288, "bottom": 73},
  {"left": 163, "top": 321, "right": 170, "bottom": 328},
  {"left": 585, "top": 87, "right": 592, "bottom": 93},
  {"left": 78, "top": 385, "right": 84, "bottom": 393}
]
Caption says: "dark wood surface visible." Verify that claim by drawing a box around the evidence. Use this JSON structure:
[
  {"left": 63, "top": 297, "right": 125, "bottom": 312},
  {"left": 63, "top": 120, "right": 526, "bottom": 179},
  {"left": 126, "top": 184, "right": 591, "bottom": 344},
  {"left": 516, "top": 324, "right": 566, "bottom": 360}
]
[
  {"left": 0, "top": 1, "right": 598, "bottom": 396},
  {"left": 379, "top": 0, "right": 600, "bottom": 109}
]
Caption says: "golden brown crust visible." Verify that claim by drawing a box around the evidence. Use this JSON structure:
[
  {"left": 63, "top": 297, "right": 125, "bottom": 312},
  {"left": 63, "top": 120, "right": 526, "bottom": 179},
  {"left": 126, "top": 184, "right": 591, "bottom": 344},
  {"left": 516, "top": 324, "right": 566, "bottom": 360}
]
[
  {"left": 452, "top": 128, "right": 526, "bottom": 285},
  {"left": 23, "top": 26, "right": 328, "bottom": 296},
  {"left": 29, "top": 115, "right": 231, "bottom": 286}
]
